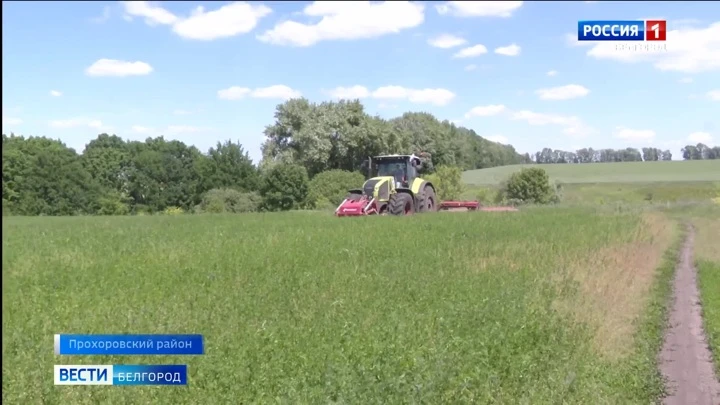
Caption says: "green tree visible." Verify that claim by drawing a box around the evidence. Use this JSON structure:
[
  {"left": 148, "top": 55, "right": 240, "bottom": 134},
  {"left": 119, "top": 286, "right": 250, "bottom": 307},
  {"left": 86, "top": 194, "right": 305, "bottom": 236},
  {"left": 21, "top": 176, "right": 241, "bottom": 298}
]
[
  {"left": 502, "top": 168, "right": 556, "bottom": 204},
  {"left": 259, "top": 163, "right": 309, "bottom": 211},
  {"left": 306, "top": 169, "right": 366, "bottom": 209},
  {"left": 426, "top": 165, "right": 464, "bottom": 201}
]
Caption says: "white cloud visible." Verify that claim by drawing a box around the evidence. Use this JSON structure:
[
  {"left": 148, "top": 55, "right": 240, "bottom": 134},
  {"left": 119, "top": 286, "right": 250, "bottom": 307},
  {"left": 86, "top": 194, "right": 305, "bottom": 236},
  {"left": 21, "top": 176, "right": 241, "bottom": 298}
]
[
  {"left": 50, "top": 90, "right": 62, "bottom": 97},
  {"left": 172, "top": 3, "right": 272, "bottom": 40},
  {"left": 436, "top": 1, "right": 523, "bottom": 18},
  {"left": 546, "top": 70, "right": 558, "bottom": 76},
  {"left": 485, "top": 134, "right": 508, "bottom": 144},
  {"left": 679, "top": 77, "right": 693, "bottom": 84},
  {"left": 2, "top": 116, "right": 23, "bottom": 126},
  {"left": 453, "top": 44, "right": 488, "bottom": 58},
  {"left": 708, "top": 89, "right": 720, "bottom": 101},
  {"left": 687, "top": 131, "right": 713, "bottom": 143},
  {"left": 535, "top": 84, "right": 590, "bottom": 100},
  {"left": 122, "top": 1, "right": 272, "bottom": 41},
  {"left": 512, "top": 110, "right": 594, "bottom": 137},
  {"left": 464, "top": 64, "right": 478, "bottom": 71},
  {"left": 49, "top": 118, "right": 107, "bottom": 130},
  {"left": 428, "top": 33, "right": 467, "bottom": 48},
  {"left": 613, "top": 126, "right": 656, "bottom": 140},
  {"left": 218, "top": 85, "right": 302, "bottom": 100},
  {"left": 257, "top": 1, "right": 424, "bottom": 47},
  {"left": 85, "top": 59, "right": 153, "bottom": 77},
  {"left": 173, "top": 109, "right": 192, "bottom": 115},
  {"left": 326, "top": 85, "right": 371, "bottom": 99},
  {"left": 464, "top": 104, "right": 507, "bottom": 118},
  {"left": 371, "top": 86, "right": 456, "bottom": 106},
  {"left": 494, "top": 43, "right": 521, "bottom": 56},
  {"left": 583, "top": 21, "right": 720, "bottom": 73}
]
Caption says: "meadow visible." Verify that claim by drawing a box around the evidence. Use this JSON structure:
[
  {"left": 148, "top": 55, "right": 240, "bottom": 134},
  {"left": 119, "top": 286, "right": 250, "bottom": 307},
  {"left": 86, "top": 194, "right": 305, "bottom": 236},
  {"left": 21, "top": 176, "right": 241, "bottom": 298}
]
[{"left": 3, "top": 161, "right": 720, "bottom": 404}]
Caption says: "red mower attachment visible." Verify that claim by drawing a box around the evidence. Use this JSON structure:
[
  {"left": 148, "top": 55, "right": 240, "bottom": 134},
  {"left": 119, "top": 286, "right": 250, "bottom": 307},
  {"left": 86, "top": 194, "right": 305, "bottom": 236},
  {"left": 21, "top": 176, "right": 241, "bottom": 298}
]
[
  {"left": 438, "top": 200, "right": 479, "bottom": 211},
  {"left": 335, "top": 195, "right": 378, "bottom": 217}
]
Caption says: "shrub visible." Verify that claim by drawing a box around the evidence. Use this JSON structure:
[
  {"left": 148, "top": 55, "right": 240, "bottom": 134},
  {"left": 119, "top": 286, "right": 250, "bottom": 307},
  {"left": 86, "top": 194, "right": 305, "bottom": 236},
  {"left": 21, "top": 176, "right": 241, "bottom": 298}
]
[
  {"left": 307, "top": 169, "right": 365, "bottom": 209},
  {"left": 502, "top": 168, "right": 558, "bottom": 204},
  {"left": 259, "top": 163, "right": 309, "bottom": 211},
  {"left": 426, "top": 165, "right": 464, "bottom": 201},
  {"left": 197, "top": 188, "right": 261, "bottom": 214},
  {"left": 164, "top": 206, "right": 185, "bottom": 215}
]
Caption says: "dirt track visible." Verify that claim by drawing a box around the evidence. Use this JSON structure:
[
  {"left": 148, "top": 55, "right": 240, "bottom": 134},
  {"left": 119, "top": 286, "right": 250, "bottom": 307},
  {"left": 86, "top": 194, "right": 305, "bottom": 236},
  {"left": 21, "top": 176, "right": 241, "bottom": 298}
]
[{"left": 659, "top": 225, "right": 720, "bottom": 405}]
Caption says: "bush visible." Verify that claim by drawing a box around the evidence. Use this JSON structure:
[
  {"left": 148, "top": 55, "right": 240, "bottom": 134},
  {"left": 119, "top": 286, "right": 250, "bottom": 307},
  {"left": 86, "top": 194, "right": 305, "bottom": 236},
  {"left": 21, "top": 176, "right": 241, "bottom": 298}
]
[
  {"left": 259, "top": 163, "right": 309, "bottom": 211},
  {"left": 197, "top": 188, "right": 261, "bottom": 214},
  {"left": 502, "top": 168, "right": 558, "bottom": 204},
  {"left": 307, "top": 169, "right": 365, "bottom": 209},
  {"left": 97, "top": 192, "right": 130, "bottom": 216},
  {"left": 164, "top": 206, "right": 185, "bottom": 215},
  {"left": 426, "top": 165, "right": 464, "bottom": 201}
]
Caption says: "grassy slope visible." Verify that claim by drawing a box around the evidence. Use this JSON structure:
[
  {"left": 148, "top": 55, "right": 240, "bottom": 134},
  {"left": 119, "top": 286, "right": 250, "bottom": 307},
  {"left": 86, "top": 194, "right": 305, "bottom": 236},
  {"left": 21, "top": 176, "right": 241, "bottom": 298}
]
[
  {"left": 3, "top": 210, "right": 677, "bottom": 404},
  {"left": 689, "top": 206, "right": 720, "bottom": 373},
  {"left": 462, "top": 160, "right": 720, "bottom": 186}
]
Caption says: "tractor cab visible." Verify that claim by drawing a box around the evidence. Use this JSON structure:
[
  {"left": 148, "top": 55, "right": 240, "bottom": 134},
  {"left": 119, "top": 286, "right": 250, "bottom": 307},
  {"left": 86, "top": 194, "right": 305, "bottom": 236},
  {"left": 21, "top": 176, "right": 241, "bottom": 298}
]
[{"left": 368, "top": 154, "right": 422, "bottom": 188}]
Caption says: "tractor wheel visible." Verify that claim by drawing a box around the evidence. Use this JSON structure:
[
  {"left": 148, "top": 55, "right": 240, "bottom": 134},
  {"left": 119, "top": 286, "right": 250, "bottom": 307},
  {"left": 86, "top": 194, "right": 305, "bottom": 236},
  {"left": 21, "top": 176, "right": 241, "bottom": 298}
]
[
  {"left": 420, "top": 185, "right": 438, "bottom": 213},
  {"left": 389, "top": 192, "right": 414, "bottom": 216}
]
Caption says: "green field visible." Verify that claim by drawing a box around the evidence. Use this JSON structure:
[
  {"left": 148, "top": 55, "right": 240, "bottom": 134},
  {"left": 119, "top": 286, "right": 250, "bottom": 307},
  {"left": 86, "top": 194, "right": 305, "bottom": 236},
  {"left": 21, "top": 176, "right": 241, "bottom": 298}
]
[
  {"left": 3, "top": 160, "right": 720, "bottom": 404},
  {"left": 3, "top": 209, "right": 679, "bottom": 404},
  {"left": 462, "top": 160, "right": 720, "bottom": 186}
]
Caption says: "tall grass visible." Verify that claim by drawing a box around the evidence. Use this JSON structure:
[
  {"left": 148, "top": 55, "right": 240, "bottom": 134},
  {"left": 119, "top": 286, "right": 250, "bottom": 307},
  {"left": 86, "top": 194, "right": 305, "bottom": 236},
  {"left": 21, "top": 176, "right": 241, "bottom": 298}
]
[{"left": 2, "top": 209, "right": 678, "bottom": 403}]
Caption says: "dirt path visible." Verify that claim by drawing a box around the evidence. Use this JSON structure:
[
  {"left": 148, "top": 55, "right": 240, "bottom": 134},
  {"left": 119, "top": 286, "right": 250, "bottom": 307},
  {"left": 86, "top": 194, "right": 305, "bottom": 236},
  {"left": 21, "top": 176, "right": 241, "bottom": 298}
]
[{"left": 659, "top": 224, "right": 720, "bottom": 405}]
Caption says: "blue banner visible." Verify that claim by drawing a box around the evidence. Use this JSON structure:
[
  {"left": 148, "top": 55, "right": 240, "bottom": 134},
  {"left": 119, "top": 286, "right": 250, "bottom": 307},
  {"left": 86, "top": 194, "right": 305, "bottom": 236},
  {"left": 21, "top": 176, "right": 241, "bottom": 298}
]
[
  {"left": 577, "top": 20, "right": 645, "bottom": 41},
  {"left": 54, "top": 364, "right": 188, "bottom": 385},
  {"left": 54, "top": 334, "right": 204, "bottom": 355}
]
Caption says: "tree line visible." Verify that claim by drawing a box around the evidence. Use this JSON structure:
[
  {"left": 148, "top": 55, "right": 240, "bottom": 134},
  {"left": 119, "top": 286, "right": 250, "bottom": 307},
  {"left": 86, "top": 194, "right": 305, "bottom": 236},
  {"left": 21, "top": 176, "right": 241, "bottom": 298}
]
[
  {"left": 531, "top": 144, "right": 720, "bottom": 164},
  {"left": 2, "top": 99, "right": 529, "bottom": 216}
]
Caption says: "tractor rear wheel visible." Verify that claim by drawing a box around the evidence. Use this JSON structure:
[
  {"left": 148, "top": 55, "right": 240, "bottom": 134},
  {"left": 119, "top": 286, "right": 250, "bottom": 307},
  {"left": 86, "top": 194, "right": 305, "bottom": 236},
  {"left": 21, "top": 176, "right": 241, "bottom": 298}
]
[
  {"left": 419, "top": 185, "right": 437, "bottom": 213},
  {"left": 389, "top": 192, "right": 414, "bottom": 216}
]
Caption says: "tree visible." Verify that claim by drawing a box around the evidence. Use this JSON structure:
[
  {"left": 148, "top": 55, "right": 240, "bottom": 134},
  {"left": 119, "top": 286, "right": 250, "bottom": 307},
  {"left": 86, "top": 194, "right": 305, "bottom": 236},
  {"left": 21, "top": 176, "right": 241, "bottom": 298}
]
[
  {"left": 306, "top": 169, "right": 366, "bottom": 209},
  {"left": 502, "top": 168, "right": 556, "bottom": 204},
  {"left": 426, "top": 165, "right": 464, "bottom": 201},
  {"left": 259, "top": 163, "right": 309, "bottom": 211}
]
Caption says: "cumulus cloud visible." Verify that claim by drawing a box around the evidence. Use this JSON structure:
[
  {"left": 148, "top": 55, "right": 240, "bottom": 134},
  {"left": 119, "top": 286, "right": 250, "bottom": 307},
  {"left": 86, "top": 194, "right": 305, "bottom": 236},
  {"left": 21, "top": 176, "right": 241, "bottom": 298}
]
[
  {"left": 494, "top": 43, "right": 521, "bottom": 56},
  {"left": 2, "top": 116, "right": 23, "bottom": 126},
  {"left": 218, "top": 85, "right": 302, "bottom": 100},
  {"left": 708, "top": 89, "right": 720, "bottom": 101},
  {"left": 436, "top": 1, "right": 523, "bottom": 18},
  {"left": 453, "top": 44, "right": 488, "bottom": 58},
  {"left": 512, "top": 110, "right": 594, "bottom": 137},
  {"left": 85, "top": 59, "right": 153, "bottom": 77},
  {"left": 546, "top": 70, "right": 558, "bottom": 76},
  {"left": 485, "top": 135, "right": 509, "bottom": 144},
  {"left": 428, "top": 33, "right": 467, "bottom": 48},
  {"left": 325, "top": 85, "right": 371, "bottom": 99},
  {"left": 578, "top": 21, "right": 720, "bottom": 73},
  {"left": 122, "top": 1, "right": 272, "bottom": 41},
  {"left": 50, "top": 90, "right": 62, "bottom": 97},
  {"left": 535, "top": 84, "right": 590, "bottom": 100},
  {"left": 257, "top": 1, "right": 424, "bottom": 47},
  {"left": 325, "top": 85, "right": 455, "bottom": 105},
  {"left": 687, "top": 131, "right": 713, "bottom": 143},
  {"left": 464, "top": 104, "right": 507, "bottom": 118},
  {"left": 612, "top": 126, "right": 656, "bottom": 141},
  {"left": 49, "top": 118, "right": 108, "bottom": 131}
]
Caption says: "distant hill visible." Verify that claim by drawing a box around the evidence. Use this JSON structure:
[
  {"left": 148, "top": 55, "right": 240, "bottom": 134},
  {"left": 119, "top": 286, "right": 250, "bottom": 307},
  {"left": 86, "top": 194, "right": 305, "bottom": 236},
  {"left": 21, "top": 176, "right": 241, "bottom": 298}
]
[{"left": 462, "top": 160, "right": 720, "bottom": 185}]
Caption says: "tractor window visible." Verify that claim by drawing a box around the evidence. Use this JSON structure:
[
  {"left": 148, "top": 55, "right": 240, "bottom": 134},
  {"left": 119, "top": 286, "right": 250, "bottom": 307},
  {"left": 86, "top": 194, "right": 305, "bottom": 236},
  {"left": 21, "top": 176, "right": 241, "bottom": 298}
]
[{"left": 376, "top": 162, "right": 404, "bottom": 177}]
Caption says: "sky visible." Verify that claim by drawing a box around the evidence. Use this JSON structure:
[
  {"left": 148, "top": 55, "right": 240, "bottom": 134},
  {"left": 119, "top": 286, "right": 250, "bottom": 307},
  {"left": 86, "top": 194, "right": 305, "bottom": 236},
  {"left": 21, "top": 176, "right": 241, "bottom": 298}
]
[{"left": 2, "top": 1, "right": 719, "bottom": 163}]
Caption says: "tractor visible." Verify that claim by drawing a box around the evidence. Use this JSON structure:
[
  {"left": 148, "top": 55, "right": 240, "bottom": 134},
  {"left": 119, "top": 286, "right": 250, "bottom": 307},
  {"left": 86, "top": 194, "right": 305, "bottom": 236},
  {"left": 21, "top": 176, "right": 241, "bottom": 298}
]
[{"left": 335, "top": 154, "right": 479, "bottom": 217}]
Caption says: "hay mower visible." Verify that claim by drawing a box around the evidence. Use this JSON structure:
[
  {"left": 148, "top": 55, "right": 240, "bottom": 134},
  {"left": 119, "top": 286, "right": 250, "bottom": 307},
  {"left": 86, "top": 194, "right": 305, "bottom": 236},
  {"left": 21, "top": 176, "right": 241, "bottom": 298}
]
[{"left": 335, "top": 154, "right": 484, "bottom": 217}]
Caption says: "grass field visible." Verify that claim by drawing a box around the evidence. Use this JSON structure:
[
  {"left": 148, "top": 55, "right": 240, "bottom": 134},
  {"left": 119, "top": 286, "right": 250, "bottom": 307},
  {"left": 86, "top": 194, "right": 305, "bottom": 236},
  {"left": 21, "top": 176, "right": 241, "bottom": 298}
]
[
  {"left": 462, "top": 160, "right": 720, "bottom": 186},
  {"left": 3, "top": 209, "right": 679, "bottom": 404},
  {"left": 691, "top": 208, "right": 720, "bottom": 373}
]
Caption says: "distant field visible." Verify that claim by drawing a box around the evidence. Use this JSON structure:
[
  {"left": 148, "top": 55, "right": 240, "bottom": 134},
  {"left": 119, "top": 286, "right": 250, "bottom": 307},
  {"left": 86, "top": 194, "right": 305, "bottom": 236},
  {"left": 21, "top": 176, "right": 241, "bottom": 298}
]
[
  {"left": 462, "top": 160, "right": 720, "bottom": 185},
  {"left": 3, "top": 210, "right": 677, "bottom": 404}
]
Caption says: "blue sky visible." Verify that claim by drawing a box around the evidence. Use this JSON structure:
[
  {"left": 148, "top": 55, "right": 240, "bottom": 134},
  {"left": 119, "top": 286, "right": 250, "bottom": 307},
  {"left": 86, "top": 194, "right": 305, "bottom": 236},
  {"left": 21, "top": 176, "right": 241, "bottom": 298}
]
[{"left": 2, "top": 1, "right": 719, "bottom": 163}]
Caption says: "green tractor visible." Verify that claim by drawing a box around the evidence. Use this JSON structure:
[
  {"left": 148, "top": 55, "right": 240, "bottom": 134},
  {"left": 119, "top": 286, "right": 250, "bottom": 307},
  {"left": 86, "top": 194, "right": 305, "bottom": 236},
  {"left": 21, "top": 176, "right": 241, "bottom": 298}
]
[{"left": 335, "top": 154, "right": 439, "bottom": 216}]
